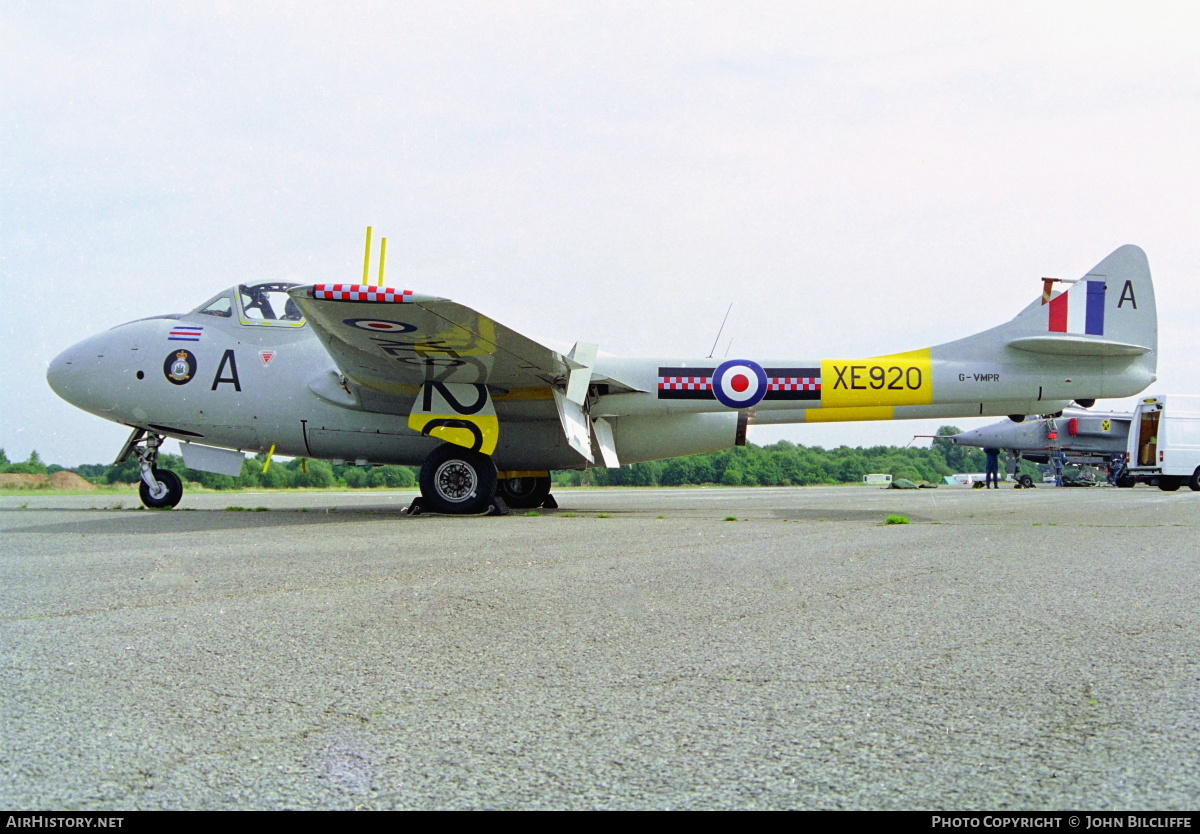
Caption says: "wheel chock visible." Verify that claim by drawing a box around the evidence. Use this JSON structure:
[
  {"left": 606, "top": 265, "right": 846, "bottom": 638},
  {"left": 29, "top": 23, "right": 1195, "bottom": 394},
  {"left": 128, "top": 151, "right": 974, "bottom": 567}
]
[{"left": 405, "top": 495, "right": 510, "bottom": 516}]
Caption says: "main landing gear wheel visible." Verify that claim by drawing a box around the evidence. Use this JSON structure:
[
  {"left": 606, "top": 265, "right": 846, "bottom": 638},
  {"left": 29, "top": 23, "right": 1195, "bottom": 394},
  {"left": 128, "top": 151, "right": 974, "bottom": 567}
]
[
  {"left": 139, "top": 468, "right": 183, "bottom": 509},
  {"left": 418, "top": 444, "right": 498, "bottom": 515},
  {"left": 1017, "top": 474, "right": 1035, "bottom": 489},
  {"left": 497, "top": 476, "right": 552, "bottom": 509}
]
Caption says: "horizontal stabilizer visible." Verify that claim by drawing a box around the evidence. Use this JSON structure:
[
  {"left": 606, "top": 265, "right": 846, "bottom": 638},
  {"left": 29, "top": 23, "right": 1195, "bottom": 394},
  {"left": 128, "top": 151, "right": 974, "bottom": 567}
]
[{"left": 1006, "top": 335, "right": 1153, "bottom": 357}]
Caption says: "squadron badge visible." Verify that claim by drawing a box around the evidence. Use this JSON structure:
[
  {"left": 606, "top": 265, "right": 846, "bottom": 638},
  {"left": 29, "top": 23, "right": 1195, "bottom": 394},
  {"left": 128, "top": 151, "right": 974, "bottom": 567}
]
[{"left": 163, "top": 349, "right": 197, "bottom": 385}]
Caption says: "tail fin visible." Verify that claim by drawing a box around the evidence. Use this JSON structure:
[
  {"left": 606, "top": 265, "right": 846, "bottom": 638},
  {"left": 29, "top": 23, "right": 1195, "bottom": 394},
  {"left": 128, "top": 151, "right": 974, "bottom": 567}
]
[
  {"left": 1005, "top": 244, "right": 1156, "bottom": 358},
  {"left": 926, "top": 245, "right": 1157, "bottom": 405}
]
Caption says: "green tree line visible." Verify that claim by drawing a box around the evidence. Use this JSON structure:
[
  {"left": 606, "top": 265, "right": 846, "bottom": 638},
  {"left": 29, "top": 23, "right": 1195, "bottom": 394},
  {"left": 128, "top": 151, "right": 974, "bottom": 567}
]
[
  {"left": 2, "top": 425, "right": 1034, "bottom": 490},
  {"left": 554, "top": 426, "right": 997, "bottom": 487}
]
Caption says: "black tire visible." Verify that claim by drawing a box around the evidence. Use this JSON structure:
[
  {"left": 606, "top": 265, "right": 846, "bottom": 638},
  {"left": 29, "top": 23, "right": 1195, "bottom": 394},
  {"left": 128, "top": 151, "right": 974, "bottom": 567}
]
[
  {"left": 497, "top": 476, "right": 552, "bottom": 509},
  {"left": 1189, "top": 468, "right": 1200, "bottom": 492},
  {"left": 1117, "top": 475, "right": 1136, "bottom": 488},
  {"left": 1018, "top": 474, "right": 1034, "bottom": 489},
  {"left": 139, "top": 468, "right": 183, "bottom": 508},
  {"left": 1007, "top": 414, "right": 1025, "bottom": 423},
  {"left": 419, "top": 444, "right": 497, "bottom": 514},
  {"left": 1158, "top": 477, "right": 1182, "bottom": 492}
]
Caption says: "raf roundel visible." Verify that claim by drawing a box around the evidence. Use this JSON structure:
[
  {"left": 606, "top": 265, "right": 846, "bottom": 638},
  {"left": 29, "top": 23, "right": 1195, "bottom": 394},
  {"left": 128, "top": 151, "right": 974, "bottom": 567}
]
[
  {"left": 712, "top": 359, "right": 768, "bottom": 409},
  {"left": 344, "top": 318, "right": 417, "bottom": 333}
]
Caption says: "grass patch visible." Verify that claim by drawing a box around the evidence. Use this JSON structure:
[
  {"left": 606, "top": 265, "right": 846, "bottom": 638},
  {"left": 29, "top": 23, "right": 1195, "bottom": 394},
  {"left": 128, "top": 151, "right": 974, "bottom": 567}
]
[
  {"left": 596, "top": 513, "right": 611, "bottom": 519},
  {"left": 724, "top": 516, "right": 738, "bottom": 521},
  {"left": 885, "top": 514, "right": 910, "bottom": 525},
  {"left": 524, "top": 510, "right": 542, "bottom": 517}
]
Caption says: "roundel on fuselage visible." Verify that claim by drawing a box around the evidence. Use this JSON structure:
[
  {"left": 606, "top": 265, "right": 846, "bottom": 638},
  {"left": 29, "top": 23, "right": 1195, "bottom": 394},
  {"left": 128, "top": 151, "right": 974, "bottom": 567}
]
[{"left": 712, "top": 359, "right": 767, "bottom": 409}]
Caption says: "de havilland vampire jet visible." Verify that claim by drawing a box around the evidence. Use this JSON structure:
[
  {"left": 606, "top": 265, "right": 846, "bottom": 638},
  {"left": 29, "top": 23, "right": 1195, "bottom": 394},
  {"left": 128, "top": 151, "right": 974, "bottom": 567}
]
[{"left": 47, "top": 243, "right": 1158, "bottom": 514}]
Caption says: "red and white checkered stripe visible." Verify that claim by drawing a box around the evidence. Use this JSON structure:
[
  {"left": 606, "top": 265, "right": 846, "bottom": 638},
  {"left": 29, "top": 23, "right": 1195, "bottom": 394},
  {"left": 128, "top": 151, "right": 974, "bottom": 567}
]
[
  {"left": 658, "top": 376, "right": 712, "bottom": 391},
  {"left": 312, "top": 284, "right": 414, "bottom": 303},
  {"left": 767, "top": 376, "right": 821, "bottom": 391}
]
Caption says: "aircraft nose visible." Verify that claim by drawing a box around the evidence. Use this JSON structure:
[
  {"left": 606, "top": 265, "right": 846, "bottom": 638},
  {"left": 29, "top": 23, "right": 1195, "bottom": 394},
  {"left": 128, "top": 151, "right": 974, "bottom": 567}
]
[
  {"left": 950, "top": 429, "right": 983, "bottom": 446},
  {"left": 46, "top": 338, "right": 118, "bottom": 414},
  {"left": 46, "top": 344, "right": 79, "bottom": 400}
]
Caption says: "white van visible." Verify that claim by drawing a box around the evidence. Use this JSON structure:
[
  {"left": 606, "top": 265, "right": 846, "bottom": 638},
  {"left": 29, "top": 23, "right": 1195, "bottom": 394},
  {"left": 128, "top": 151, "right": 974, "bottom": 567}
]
[{"left": 1122, "top": 395, "right": 1200, "bottom": 491}]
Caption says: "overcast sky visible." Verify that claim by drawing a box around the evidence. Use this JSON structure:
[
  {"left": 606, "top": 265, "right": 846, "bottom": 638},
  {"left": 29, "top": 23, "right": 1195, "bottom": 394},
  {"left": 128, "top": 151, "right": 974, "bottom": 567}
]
[{"left": 3, "top": 2, "right": 1198, "bottom": 467}]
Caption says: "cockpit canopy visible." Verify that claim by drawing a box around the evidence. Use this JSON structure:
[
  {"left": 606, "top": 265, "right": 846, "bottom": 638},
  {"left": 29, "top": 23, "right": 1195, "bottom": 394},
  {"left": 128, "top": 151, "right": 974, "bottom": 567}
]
[{"left": 193, "top": 281, "right": 306, "bottom": 327}]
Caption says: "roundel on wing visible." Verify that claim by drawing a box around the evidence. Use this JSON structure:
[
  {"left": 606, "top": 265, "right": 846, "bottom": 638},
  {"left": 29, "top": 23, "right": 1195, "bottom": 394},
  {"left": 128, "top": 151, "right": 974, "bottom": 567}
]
[
  {"left": 344, "top": 318, "right": 416, "bottom": 333},
  {"left": 712, "top": 359, "right": 767, "bottom": 409}
]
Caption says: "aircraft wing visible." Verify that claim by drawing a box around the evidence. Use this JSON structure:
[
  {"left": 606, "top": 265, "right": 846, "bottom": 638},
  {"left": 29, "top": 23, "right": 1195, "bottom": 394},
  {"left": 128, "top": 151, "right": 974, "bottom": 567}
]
[{"left": 289, "top": 284, "right": 578, "bottom": 392}]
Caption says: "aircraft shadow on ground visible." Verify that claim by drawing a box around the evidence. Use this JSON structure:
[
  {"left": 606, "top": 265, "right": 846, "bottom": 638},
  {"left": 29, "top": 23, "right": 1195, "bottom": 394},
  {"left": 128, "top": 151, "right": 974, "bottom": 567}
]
[
  {"left": 0, "top": 506, "right": 430, "bottom": 536},
  {"left": 3, "top": 504, "right": 938, "bottom": 535}
]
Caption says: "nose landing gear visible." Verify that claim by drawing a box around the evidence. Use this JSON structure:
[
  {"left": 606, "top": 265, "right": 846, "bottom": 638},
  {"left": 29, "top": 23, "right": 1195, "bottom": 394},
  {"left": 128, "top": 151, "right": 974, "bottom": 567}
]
[{"left": 118, "top": 428, "right": 185, "bottom": 509}]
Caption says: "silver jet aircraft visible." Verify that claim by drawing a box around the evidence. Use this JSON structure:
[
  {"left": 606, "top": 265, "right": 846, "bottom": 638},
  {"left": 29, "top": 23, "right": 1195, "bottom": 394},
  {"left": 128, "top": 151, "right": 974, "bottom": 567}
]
[
  {"left": 949, "top": 408, "right": 1132, "bottom": 487},
  {"left": 47, "top": 244, "right": 1158, "bottom": 514},
  {"left": 950, "top": 410, "right": 1131, "bottom": 465}
]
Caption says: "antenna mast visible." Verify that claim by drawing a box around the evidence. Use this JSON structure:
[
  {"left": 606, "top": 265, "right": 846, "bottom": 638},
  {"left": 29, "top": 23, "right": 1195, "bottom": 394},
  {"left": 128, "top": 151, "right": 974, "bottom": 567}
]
[{"left": 708, "top": 303, "right": 733, "bottom": 359}]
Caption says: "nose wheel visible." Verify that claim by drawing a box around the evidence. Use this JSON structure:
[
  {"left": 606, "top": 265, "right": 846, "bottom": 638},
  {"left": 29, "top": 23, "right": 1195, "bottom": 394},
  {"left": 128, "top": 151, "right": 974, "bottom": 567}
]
[
  {"left": 118, "top": 428, "right": 186, "bottom": 509},
  {"left": 139, "top": 468, "right": 184, "bottom": 508}
]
